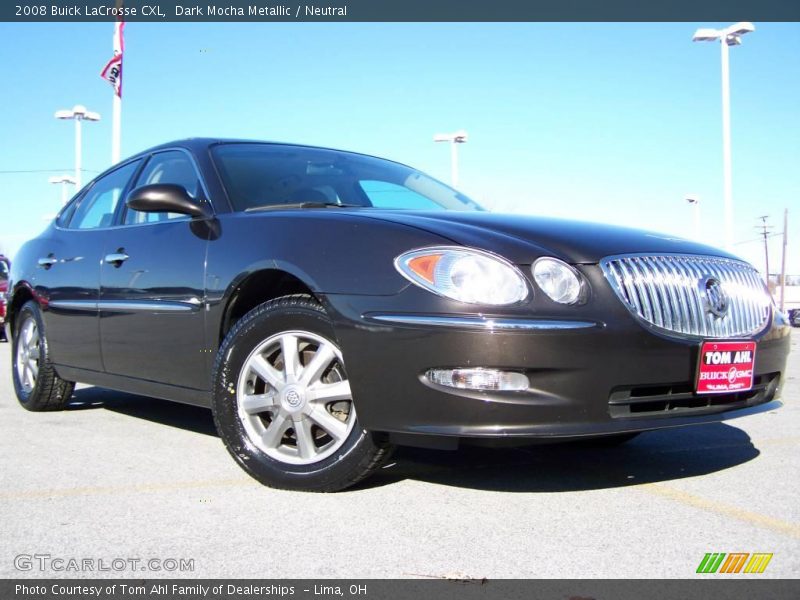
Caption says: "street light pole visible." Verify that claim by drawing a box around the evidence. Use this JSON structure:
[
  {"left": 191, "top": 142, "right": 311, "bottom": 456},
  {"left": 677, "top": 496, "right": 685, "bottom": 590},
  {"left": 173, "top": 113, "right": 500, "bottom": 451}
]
[
  {"left": 450, "top": 141, "right": 459, "bottom": 187},
  {"left": 55, "top": 105, "right": 101, "bottom": 190},
  {"left": 74, "top": 116, "right": 82, "bottom": 189},
  {"left": 48, "top": 175, "right": 77, "bottom": 205},
  {"left": 720, "top": 40, "right": 733, "bottom": 252},
  {"left": 433, "top": 130, "right": 468, "bottom": 187},
  {"left": 692, "top": 21, "right": 755, "bottom": 251},
  {"left": 686, "top": 195, "right": 701, "bottom": 240}
]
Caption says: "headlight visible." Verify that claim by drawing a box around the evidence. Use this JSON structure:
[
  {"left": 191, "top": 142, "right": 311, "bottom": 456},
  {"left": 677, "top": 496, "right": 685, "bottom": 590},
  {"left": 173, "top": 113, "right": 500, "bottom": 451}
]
[
  {"left": 395, "top": 246, "right": 529, "bottom": 305},
  {"left": 532, "top": 257, "right": 584, "bottom": 305}
]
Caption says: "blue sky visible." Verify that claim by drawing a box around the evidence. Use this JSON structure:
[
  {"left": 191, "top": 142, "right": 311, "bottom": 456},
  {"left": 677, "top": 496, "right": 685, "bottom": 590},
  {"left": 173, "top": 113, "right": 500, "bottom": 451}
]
[{"left": 1, "top": 22, "right": 798, "bottom": 272}]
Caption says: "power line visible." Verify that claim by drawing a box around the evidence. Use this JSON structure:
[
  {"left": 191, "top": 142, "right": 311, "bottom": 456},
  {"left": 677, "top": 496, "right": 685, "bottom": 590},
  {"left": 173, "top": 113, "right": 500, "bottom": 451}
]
[
  {"left": 0, "top": 168, "right": 101, "bottom": 174},
  {"left": 734, "top": 232, "right": 782, "bottom": 245}
]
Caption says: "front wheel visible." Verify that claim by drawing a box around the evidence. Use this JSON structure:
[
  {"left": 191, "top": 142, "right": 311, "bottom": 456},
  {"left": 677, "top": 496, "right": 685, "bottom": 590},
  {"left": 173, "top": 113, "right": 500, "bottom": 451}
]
[
  {"left": 211, "top": 294, "right": 393, "bottom": 492},
  {"left": 12, "top": 301, "right": 75, "bottom": 411}
]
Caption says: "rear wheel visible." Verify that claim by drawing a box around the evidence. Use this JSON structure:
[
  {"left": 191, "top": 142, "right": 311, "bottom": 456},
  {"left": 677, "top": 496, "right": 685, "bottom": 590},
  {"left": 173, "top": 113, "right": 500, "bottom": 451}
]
[
  {"left": 12, "top": 301, "right": 74, "bottom": 411},
  {"left": 212, "top": 294, "right": 393, "bottom": 492}
]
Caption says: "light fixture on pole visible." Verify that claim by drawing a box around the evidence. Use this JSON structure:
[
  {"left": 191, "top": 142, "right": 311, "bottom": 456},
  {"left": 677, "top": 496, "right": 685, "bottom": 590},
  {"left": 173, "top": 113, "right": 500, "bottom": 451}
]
[
  {"left": 55, "top": 104, "right": 101, "bottom": 190},
  {"left": 433, "top": 130, "right": 468, "bottom": 187},
  {"left": 48, "top": 175, "right": 77, "bottom": 205},
  {"left": 685, "top": 195, "right": 701, "bottom": 240},
  {"left": 692, "top": 21, "right": 755, "bottom": 251}
]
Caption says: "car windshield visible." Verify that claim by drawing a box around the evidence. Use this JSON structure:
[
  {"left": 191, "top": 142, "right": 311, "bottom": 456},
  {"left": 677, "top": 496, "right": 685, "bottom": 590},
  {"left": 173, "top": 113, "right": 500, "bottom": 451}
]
[
  {"left": 211, "top": 143, "right": 484, "bottom": 212},
  {"left": 0, "top": 261, "right": 8, "bottom": 280}
]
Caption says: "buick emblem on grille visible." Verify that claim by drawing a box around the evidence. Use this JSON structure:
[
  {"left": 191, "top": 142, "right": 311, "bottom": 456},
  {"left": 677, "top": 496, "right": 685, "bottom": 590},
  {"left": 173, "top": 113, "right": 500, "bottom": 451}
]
[{"left": 701, "top": 277, "right": 730, "bottom": 318}]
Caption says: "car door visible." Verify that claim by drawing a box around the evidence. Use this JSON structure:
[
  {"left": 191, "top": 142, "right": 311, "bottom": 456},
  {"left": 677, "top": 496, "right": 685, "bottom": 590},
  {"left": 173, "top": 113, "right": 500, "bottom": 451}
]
[
  {"left": 99, "top": 149, "right": 211, "bottom": 389},
  {"left": 42, "top": 160, "right": 142, "bottom": 371}
]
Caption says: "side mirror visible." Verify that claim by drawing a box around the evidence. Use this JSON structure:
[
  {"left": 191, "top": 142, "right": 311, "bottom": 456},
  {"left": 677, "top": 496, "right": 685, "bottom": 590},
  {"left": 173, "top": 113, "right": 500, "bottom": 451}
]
[{"left": 126, "top": 184, "right": 212, "bottom": 219}]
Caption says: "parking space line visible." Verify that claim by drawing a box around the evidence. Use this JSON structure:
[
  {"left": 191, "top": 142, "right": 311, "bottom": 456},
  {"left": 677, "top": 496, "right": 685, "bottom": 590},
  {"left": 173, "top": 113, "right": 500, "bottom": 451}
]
[
  {"left": 640, "top": 483, "right": 800, "bottom": 540},
  {"left": 758, "top": 436, "right": 800, "bottom": 447},
  {"left": 0, "top": 477, "right": 256, "bottom": 500}
]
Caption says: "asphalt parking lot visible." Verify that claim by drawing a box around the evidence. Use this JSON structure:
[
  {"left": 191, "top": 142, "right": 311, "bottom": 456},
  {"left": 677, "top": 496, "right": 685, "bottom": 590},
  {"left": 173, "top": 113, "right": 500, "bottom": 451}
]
[{"left": 0, "top": 336, "right": 797, "bottom": 579}]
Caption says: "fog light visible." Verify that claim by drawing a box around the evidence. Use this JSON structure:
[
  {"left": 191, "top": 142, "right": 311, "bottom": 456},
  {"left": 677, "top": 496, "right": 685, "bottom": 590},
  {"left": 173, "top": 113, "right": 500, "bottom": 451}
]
[{"left": 425, "top": 368, "right": 529, "bottom": 391}]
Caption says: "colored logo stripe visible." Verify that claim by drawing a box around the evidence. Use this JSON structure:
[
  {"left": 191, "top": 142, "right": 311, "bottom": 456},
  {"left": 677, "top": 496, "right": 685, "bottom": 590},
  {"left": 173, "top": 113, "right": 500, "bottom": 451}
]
[
  {"left": 697, "top": 553, "right": 726, "bottom": 573},
  {"left": 744, "top": 553, "right": 773, "bottom": 574},
  {"left": 719, "top": 553, "right": 749, "bottom": 573},
  {"left": 697, "top": 553, "right": 773, "bottom": 574}
]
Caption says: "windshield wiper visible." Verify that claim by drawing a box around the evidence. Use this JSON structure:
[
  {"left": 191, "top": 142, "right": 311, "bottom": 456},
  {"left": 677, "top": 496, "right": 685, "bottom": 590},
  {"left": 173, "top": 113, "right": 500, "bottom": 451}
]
[{"left": 245, "top": 202, "right": 363, "bottom": 212}]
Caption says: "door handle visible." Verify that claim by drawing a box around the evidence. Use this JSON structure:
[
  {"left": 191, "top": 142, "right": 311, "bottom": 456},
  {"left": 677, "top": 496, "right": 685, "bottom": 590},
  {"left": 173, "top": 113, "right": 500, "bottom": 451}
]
[
  {"left": 104, "top": 251, "right": 130, "bottom": 267},
  {"left": 38, "top": 256, "right": 57, "bottom": 269}
]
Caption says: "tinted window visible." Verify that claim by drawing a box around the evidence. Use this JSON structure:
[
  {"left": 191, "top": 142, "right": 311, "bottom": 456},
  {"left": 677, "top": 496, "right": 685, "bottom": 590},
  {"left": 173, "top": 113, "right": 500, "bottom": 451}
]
[
  {"left": 69, "top": 161, "right": 141, "bottom": 229},
  {"left": 57, "top": 197, "right": 80, "bottom": 228},
  {"left": 0, "top": 261, "right": 8, "bottom": 280},
  {"left": 359, "top": 180, "right": 442, "bottom": 210},
  {"left": 124, "top": 151, "right": 201, "bottom": 225},
  {"left": 211, "top": 143, "right": 483, "bottom": 212}
]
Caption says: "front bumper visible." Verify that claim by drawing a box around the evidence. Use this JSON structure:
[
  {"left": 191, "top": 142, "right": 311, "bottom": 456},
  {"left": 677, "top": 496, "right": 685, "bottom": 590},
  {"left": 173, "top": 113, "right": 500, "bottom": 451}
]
[{"left": 324, "top": 277, "right": 790, "bottom": 444}]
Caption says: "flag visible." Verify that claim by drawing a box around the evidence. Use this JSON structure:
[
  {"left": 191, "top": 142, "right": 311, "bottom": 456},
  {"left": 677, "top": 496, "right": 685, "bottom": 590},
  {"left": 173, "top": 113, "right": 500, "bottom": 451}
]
[{"left": 100, "top": 21, "right": 125, "bottom": 98}]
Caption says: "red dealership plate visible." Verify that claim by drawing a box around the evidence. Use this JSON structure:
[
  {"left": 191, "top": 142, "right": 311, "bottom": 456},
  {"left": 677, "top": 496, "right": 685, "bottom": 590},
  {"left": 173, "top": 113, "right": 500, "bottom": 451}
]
[{"left": 696, "top": 341, "right": 756, "bottom": 394}]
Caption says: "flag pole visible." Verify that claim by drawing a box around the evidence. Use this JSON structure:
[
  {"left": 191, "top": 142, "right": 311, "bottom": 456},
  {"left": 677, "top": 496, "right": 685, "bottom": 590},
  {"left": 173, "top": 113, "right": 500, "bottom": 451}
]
[
  {"left": 111, "top": 21, "right": 122, "bottom": 164},
  {"left": 112, "top": 90, "right": 121, "bottom": 164}
]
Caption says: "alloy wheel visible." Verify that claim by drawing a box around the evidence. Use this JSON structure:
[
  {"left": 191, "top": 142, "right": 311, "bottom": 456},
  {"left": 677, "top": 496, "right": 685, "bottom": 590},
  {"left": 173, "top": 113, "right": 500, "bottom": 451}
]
[
  {"left": 16, "top": 317, "right": 40, "bottom": 394},
  {"left": 236, "top": 330, "right": 356, "bottom": 465}
]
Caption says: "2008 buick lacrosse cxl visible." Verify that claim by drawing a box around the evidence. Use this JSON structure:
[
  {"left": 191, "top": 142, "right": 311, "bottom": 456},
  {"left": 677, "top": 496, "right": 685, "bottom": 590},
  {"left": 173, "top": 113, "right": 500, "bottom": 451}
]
[{"left": 6, "top": 139, "right": 790, "bottom": 491}]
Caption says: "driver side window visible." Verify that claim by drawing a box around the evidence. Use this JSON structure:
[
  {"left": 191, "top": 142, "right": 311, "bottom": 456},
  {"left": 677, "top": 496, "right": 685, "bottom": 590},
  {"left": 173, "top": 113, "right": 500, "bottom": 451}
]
[{"left": 124, "top": 151, "right": 201, "bottom": 225}]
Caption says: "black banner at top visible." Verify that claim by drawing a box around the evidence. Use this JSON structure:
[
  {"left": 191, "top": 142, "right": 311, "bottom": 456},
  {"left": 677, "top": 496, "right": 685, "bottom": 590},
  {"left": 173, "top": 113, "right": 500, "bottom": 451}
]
[{"left": 4, "top": 0, "right": 800, "bottom": 22}]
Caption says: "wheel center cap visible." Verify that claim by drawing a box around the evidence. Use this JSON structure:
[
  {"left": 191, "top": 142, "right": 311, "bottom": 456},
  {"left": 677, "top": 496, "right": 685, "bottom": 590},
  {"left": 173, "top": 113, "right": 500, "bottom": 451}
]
[{"left": 281, "top": 386, "right": 306, "bottom": 413}]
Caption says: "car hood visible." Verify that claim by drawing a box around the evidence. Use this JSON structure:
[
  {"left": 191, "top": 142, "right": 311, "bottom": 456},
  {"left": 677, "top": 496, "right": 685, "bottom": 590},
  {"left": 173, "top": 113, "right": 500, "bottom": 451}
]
[{"left": 353, "top": 210, "right": 740, "bottom": 264}]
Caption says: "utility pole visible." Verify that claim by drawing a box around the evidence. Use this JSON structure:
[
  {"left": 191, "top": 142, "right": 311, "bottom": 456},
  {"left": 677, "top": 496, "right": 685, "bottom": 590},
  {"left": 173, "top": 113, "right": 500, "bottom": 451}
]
[
  {"left": 779, "top": 208, "right": 788, "bottom": 312},
  {"left": 756, "top": 215, "right": 773, "bottom": 287}
]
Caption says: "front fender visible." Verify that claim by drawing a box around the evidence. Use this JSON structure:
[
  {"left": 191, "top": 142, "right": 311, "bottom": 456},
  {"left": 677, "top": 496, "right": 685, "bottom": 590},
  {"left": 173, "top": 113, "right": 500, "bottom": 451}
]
[{"left": 207, "top": 211, "right": 454, "bottom": 298}]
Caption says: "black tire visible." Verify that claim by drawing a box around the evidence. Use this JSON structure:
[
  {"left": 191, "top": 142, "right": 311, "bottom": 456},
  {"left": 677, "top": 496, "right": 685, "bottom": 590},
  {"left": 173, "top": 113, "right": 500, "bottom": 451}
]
[
  {"left": 211, "top": 294, "right": 394, "bottom": 492},
  {"left": 12, "top": 300, "right": 75, "bottom": 411}
]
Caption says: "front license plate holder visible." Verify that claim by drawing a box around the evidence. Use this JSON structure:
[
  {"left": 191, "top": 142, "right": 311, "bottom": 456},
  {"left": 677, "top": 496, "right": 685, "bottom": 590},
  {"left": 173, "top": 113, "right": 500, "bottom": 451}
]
[{"left": 696, "top": 340, "right": 756, "bottom": 394}]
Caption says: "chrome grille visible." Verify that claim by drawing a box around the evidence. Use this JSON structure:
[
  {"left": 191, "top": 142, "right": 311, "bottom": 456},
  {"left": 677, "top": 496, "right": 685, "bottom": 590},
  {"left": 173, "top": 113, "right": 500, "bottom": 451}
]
[{"left": 600, "top": 254, "right": 771, "bottom": 338}]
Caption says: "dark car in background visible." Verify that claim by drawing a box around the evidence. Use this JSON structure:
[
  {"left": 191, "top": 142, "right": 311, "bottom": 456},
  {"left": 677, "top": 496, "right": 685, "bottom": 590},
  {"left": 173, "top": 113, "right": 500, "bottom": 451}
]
[
  {"left": 6, "top": 139, "right": 791, "bottom": 491},
  {"left": 0, "top": 255, "right": 9, "bottom": 341}
]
